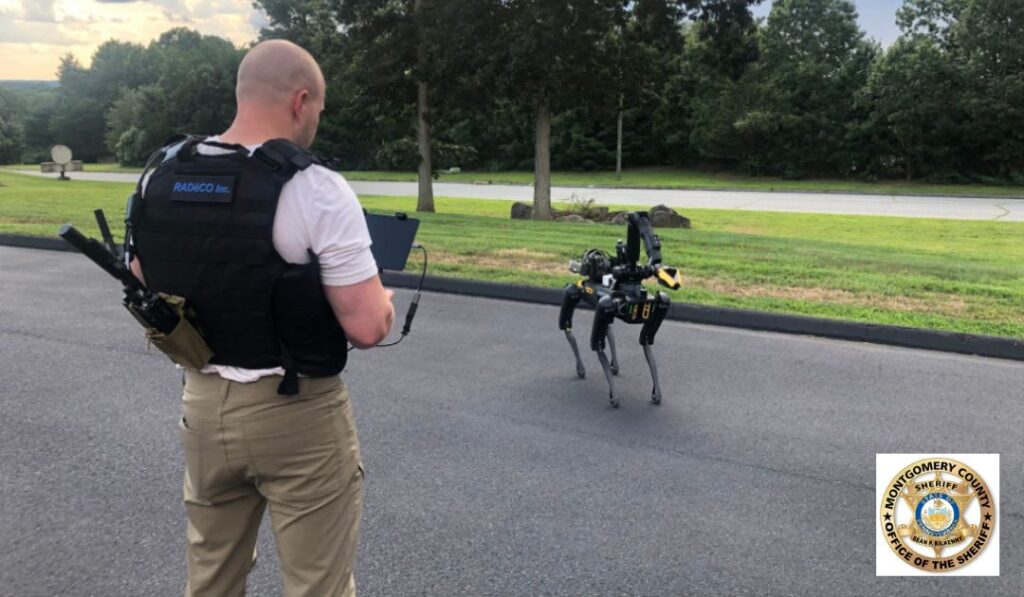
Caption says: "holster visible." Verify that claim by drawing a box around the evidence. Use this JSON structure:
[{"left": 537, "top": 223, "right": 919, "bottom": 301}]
[{"left": 142, "top": 294, "right": 214, "bottom": 370}]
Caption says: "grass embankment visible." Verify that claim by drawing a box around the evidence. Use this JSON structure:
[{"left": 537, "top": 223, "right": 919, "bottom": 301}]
[
  {"left": 4, "top": 162, "right": 1024, "bottom": 197},
  {"left": 1, "top": 171, "right": 1021, "bottom": 338}
]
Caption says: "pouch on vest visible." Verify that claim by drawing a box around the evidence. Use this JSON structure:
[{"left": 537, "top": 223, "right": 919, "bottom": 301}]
[{"left": 144, "top": 294, "right": 214, "bottom": 370}]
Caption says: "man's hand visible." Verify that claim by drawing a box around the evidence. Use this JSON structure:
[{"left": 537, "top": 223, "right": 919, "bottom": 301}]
[{"left": 324, "top": 276, "right": 395, "bottom": 349}]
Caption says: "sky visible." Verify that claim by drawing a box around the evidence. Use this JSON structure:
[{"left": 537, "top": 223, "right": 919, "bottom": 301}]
[
  {"left": 754, "top": 0, "right": 904, "bottom": 47},
  {"left": 1, "top": 0, "right": 905, "bottom": 81},
  {"left": 0, "top": 0, "right": 267, "bottom": 80}
]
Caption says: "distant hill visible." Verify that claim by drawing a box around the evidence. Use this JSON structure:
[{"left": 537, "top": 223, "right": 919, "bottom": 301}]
[{"left": 0, "top": 80, "right": 59, "bottom": 92}]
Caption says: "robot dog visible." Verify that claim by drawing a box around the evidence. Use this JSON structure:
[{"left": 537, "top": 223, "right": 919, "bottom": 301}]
[{"left": 558, "top": 211, "right": 682, "bottom": 408}]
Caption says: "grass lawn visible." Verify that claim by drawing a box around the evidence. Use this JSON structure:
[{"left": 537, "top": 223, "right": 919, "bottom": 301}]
[
  {"left": 5, "top": 162, "right": 1024, "bottom": 197},
  {"left": 1, "top": 170, "right": 1021, "bottom": 338}
]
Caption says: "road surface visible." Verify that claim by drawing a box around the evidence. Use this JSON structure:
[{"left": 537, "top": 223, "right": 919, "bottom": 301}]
[{"left": 1, "top": 245, "right": 1021, "bottom": 595}]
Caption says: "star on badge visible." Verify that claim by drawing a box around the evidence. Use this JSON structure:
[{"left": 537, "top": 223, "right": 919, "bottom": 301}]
[{"left": 896, "top": 472, "right": 977, "bottom": 557}]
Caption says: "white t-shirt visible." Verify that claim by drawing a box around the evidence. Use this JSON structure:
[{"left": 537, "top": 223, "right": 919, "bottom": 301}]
[{"left": 144, "top": 137, "right": 378, "bottom": 382}]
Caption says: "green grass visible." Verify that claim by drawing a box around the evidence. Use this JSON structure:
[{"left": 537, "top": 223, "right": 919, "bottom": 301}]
[
  {"left": 1, "top": 170, "right": 1021, "bottom": 338},
  {"left": 343, "top": 166, "right": 1024, "bottom": 198},
  {"left": 5, "top": 162, "right": 1024, "bottom": 197}
]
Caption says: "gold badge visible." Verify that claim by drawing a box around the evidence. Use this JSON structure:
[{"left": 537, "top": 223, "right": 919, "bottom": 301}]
[{"left": 879, "top": 458, "right": 996, "bottom": 572}]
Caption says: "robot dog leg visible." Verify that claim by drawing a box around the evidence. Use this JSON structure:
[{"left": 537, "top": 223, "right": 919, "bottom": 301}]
[
  {"left": 590, "top": 295, "right": 619, "bottom": 408},
  {"left": 639, "top": 291, "right": 671, "bottom": 404},
  {"left": 606, "top": 324, "right": 620, "bottom": 376},
  {"left": 558, "top": 283, "right": 586, "bottom": 378}
]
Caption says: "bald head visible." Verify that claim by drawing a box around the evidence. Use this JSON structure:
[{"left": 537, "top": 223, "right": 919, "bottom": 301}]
[
  {"left": 237, "top": 39, "right": 325, "bottom": 104},
  {"left": 226, "top": 40, "right": 326, "bottom": 148}
]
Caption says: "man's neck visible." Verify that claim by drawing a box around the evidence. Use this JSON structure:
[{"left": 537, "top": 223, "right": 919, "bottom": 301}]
[{"left": 219, "top": 115, "right": 293, "bottom": 147}]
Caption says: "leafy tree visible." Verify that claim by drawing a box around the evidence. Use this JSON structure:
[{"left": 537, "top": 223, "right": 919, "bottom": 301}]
[
  {"left": 956, "top": 0, "right": 1024, "bottom": 179},
  {"left": 747, "top": 0, "right": 877, "bottom": 176},
  {"left": 18, "top": 89, "right": 58, "bottom": 163},
  {"left": 863, "top": 36, "right": 964, "bottom": 180},
  {"left": 497, "top": 0, "right": 621, "bottom": 219},
  {"left": 0, "top": 88, "right": 24, "bottom": 164},
  {"left": 106, "top": 85, "right": 170, "bottom": 165},
  {"left": 896, "top": 0, "right": 967, "bottom": 47},
  {"left": 148, "top": 29, "right": 242, "bottom": 138}
]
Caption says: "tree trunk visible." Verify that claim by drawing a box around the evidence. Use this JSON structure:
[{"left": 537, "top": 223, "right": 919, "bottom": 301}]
[
  {"left": 615, "top": 95, "right": 623, "bottom": 179},
  {"left": 416, "top": 80, "right": 434, "bottom": 212},
  {"left": 533, "top": 101, "right": 552, "bottom": 220},
  {"left": 414, "top": 0, "right": 433, "bottom": 213}
]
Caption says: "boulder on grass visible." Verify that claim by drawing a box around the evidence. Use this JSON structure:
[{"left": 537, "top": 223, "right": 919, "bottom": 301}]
[
  {"left": 648, "top": 204, "right": 691, "bottom": 228},
  {"left": 610, "top": 212, "right": 629, "bottom": 226},
  {"left": 510, "top": 202, "right": 533, "bottom": 220},
  {"left": 557, "top": 214, "right": 591, "bottom": 223}
]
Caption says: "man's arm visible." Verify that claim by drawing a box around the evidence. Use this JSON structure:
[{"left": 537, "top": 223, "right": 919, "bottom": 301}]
[
  {"left": 324, "top": 276, "right": 395, "bottom": 349},
  {"left": 130, "top": 257, "right": 145, "bottom": 285}
]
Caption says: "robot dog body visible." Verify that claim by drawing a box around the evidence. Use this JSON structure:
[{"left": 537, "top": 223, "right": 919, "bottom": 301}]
[{"left": 558, "top": 211, "right": 681, "bottom": 408}]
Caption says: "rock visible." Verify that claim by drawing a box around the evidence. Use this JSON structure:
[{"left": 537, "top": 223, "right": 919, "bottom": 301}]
[
  {"left": 557, "top": 214, "right": 591, "bottom": 223},
  {"left": 610, "top": 212, "right": 629, "bottom": 226},
  {"left": 649, "top": 204, "right": 673, "bottom": 217},
  {"left": 650, "top": 209, "right": 691, "bottom": 229},
  {"left": 510, "top": 202, "right": 533, "bottom": 220},
  {"left": 590, "top": 206, "right": 610, "bottom": 218}
]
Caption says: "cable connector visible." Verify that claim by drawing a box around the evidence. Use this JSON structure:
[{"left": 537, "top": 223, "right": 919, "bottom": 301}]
[{"left": 401, "top": 292, "right": 420, "bottom": 336}]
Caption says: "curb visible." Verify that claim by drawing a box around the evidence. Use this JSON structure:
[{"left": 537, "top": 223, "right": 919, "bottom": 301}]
[
  {"left": 372, "top": 279, "right": 1023, "bottom": 363},
  {"left": 4, "top": 234, "right": 1021, "bottom": 362}
]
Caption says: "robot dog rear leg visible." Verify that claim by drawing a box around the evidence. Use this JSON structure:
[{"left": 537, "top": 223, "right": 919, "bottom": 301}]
[
  {"left": 590, "top": 295, "right": 619, "bottom": 408},
  {"left": 559, "top": 283, "right": 586, "bottom": 378}
]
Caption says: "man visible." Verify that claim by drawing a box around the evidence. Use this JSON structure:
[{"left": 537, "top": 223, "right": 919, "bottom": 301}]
[{"left": 129, "top": 40, "right": 393, "bottom": 596}]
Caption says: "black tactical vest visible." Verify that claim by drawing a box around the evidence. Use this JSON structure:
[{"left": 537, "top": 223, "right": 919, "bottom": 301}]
[{"left": 133, "top": 137, "right": 348, "bottom": 387}]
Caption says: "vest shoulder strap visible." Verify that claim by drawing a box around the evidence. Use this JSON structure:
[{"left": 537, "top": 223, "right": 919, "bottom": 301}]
[{"left": 255, "top": 139, "right": 322, "bottom": 175}]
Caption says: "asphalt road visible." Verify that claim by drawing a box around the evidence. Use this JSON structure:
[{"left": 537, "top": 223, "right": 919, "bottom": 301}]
[
  {"left": 1, "top": 245, "right": 1022, "bottom": 596},
  {"left": 13, "top": 169, "right": 1024, "bottom": 221}
]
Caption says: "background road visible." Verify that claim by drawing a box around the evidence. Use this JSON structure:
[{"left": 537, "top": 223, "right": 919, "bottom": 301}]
[
  {"left": 1, "top": 245, "right": 1021, "bottom": 596},
  {"left": 12, "top": 169, "right": 1024, "bottom": 221}
]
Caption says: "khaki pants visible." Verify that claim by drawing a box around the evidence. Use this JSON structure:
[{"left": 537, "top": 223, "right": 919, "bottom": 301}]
[{"left": 179, "top": 370, "right": 363, "bottom": 597}]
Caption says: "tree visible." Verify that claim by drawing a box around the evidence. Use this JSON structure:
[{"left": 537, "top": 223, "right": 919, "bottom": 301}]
[
  {"left": 0, "top": 88, "right": 24, "bottom": 164},
  {"left": 863, "top": 36, "right": 964, "bottom": 179},
  {"left": 498, "top": 0, "right": 621, "bottom": 219},
  {"left": 106, "top": 85, "right": 169, "bottom": 165},
  {"left": 671, "top": 0, "right": 764, "bottom": 168},
  {"left": 149, "top": 29, "right": 242, "bottom": 137},
  {"left": 896, "top": 0, "right": 967, "bottom": 47},
  {"left": 18, "top": 88, "right": 58, "bottom": 162},
  {"left": 745, "top": 0, "right": 877, "bottom": 176},
  {"left": 956, "top": 0, "right": 1024, "bottom": 179}
]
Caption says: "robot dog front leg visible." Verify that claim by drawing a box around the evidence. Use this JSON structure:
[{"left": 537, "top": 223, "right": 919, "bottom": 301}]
[
  {"left": 559, "top": 283, "right": 586, "bottom": 378},
  {"left": 639, "top": 292, "right": 671, "bottom": 405},
  {"left": 590, "top": 295, "right": 619, "bottom": 408},
  {"left": 606, "top": 325, "right": 619, "bottom": 376}
]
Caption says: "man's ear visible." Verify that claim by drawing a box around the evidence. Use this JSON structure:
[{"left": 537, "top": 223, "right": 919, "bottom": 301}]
[{"left": 293, "top": 90, "right": 310, "bottom": 118}]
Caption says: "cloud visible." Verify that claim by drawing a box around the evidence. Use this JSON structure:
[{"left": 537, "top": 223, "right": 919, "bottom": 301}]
[
  {"left": 0, "top": 13, "right": 81, "bottom": 44},
  {"left": 248, "top": 9, "right": 268, "bottom": 32},
  {"left": 2, "top": 0, "right": 265, "bottom": 78},
  {"left": 21, "top": 0, "right": 56, "bottom": 21}
]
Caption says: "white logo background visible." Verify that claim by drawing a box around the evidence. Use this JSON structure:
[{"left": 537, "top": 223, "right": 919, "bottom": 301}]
[{"left": 876, "top": 453, "right": 999, "bottom": 576}]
